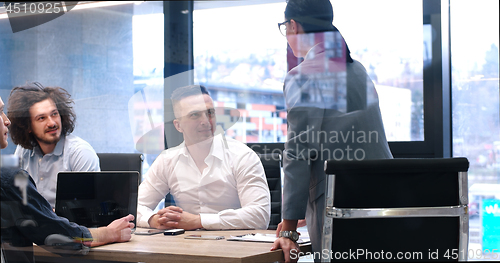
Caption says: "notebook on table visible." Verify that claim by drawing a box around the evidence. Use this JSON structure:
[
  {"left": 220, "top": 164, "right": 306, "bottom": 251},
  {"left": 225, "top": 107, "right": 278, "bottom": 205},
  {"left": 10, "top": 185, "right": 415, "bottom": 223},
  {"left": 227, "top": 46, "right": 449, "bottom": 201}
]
[{"left": 55, "top": 171, "right": 139, "bottom": 228}]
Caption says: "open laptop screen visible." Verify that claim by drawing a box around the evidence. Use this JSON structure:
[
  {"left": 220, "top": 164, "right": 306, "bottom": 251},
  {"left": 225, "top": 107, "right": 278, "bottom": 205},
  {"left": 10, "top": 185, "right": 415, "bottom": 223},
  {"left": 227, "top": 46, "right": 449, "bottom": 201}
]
[{"left": 55, "top": 171, "right": 138, "bottom": 228}]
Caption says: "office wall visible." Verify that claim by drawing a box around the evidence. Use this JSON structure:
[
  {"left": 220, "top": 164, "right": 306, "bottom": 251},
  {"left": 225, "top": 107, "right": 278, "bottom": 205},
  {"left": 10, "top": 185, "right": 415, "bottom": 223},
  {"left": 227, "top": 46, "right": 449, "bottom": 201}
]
[{"left": 0, "top": 5, "right": 136, "bottom": 154}]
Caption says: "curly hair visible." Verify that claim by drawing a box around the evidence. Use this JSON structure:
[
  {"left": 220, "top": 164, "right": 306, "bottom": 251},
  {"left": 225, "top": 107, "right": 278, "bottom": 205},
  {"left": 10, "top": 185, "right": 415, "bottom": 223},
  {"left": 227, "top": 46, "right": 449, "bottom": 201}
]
[{"left": 7, "top": 83, "right": 76, "bottom": 150}]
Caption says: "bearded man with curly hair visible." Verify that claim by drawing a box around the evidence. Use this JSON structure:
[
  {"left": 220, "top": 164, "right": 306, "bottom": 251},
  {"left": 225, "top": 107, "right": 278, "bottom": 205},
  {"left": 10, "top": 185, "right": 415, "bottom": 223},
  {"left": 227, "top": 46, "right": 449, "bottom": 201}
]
[{"left": 7, "top": 82, "right": 100, "bottom": 208}]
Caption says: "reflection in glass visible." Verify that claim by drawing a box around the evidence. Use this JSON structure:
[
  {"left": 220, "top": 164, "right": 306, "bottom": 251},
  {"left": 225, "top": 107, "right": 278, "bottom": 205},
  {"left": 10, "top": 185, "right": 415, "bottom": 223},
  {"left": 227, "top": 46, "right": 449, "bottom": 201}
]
[
  {"left": 193, "top": 0, "right": 424, "bottom": 143},
  {"left": 451, "top": 0, "right": 500, "bottom": 257}
]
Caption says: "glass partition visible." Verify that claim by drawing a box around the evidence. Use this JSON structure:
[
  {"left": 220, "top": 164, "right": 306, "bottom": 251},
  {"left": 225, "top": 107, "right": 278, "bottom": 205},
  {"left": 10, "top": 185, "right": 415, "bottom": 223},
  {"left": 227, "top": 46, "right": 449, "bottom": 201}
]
[
  {"left": 193, "top": 0, "right": 424, "bottom": 143},
  {"left": 0, "top": 1, "right": 164, "bottom": 175},
  {"left": 451, "top": 0, "right": 500, "bottom": 258}
]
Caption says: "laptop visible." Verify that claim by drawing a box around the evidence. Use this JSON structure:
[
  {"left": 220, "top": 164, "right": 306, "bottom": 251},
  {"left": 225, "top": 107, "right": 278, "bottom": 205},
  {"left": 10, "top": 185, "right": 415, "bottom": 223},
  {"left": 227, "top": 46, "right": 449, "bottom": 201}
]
[{"left": 55, "top": 171, "right": 139, "bottom": 228}]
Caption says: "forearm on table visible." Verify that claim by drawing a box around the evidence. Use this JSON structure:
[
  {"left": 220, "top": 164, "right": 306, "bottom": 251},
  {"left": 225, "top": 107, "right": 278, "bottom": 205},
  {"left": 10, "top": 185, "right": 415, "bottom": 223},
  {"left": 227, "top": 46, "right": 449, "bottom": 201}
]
[
  {"left": 148, "top": 209, "right": 202, "bottom": 230},
  {"left": 88, "top": 227, "right": 111, "bottom": 247},
  {"left": 201, "top": 204, "right": 270, "bottom": 230},
  {"left": 180, "top": 212, "right": 202, "bottom": 230}
]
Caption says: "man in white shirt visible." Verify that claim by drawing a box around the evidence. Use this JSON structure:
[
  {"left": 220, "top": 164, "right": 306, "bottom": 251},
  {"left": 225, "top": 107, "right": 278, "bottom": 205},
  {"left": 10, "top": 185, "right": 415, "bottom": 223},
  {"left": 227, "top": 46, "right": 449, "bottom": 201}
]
[
  {"left": 137, "top": 85, "right": 271, "bottom": 230},
  {"left": 7, "top": 82, "right": 100, "bottom": 208}
]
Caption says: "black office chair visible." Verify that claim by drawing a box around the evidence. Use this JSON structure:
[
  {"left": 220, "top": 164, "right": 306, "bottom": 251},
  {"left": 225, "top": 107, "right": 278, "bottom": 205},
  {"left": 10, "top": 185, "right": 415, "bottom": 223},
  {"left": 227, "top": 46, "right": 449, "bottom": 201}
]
[
  {"left": 322, "top": 158, "right": 469, "bottom": 261},
  {"left": 97, "top": 153, "right": 144, "bottom": 179},
  {"left": 258, "top": 152, "right": 282, "bottom": 230}
]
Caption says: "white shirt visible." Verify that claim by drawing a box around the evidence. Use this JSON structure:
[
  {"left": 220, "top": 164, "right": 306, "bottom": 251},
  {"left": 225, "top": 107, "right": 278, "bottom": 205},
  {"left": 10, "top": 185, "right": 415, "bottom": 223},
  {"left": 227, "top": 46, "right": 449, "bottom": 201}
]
[
  {"left": 137, "top": 134, "right": 271, "bottom": 230},
  {"left": 14, "top": 134, "right": 100, "bottom": 208}
]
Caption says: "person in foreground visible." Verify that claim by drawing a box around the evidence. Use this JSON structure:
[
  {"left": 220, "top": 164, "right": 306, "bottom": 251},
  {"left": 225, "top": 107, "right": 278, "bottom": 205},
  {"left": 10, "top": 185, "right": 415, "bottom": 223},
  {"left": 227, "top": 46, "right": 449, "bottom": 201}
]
[
  {"left": 137, "top": 85, "right": 271, "bottom": 230},
  {"left": 270, "top": 0, "right": 393, "bottom": 262},
  {"left": 7, "top": 82, "right": 100, "bottom": 209},
  {"left": 1, "top": 96, "right": 134, "bottom": 263}
]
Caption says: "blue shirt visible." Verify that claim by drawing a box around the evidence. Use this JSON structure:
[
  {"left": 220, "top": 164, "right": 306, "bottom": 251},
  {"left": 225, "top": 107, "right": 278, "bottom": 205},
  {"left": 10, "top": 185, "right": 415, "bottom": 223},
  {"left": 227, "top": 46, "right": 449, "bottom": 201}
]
[{"left": 14, "top": 134, "right": 100, "bottom": 208}]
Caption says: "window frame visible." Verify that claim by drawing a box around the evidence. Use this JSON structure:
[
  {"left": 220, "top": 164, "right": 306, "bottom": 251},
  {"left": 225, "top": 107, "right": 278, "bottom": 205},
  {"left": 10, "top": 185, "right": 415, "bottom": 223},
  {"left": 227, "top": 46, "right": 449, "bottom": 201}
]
[{"left": 165, "top": 0, "right": 453, "bottom": 158}]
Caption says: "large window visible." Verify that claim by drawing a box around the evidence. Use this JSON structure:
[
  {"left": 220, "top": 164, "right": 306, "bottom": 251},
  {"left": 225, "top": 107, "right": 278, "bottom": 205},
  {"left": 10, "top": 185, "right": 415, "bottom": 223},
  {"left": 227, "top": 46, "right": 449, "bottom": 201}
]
[
  {"left": 193, "top": 2, "right": 288, "bottom": 143},
  {"left": 1, "top": 0, "right": 499, "bottom": 257},
  {"left": 193, "top": 0, "right": 424, "bottom": 144},
  {"left": 333, "top": 0, "right": 424, "bottom": 142},
  {"left": 0, "top": 1, "right": 164, "bottom": 174},
  {"left": 451, "top": 0, "right": 500, "bottom": 257}
]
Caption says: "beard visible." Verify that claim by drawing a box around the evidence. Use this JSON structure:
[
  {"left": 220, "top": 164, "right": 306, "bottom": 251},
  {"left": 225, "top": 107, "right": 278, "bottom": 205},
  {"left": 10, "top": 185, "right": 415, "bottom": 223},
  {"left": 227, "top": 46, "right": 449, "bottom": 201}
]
[
  {"left": 33, "top": 128, "right": 61, "bottom": 146},
  {"left": 36, "top": 135, "right": 60, "bottom": 145}
]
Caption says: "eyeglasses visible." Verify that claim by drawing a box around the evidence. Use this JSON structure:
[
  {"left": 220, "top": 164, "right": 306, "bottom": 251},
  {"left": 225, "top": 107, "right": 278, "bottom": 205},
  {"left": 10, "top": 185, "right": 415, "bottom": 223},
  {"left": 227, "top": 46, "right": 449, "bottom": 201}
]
[{"left": 278, "top": 20, "right": 290, "bottom": 36}]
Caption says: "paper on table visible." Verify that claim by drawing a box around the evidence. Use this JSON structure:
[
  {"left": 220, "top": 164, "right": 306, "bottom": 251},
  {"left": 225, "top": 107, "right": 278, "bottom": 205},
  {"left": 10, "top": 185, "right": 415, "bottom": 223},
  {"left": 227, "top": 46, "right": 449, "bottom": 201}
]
[{"left": 227, "top": 233, "right": 310, "bottom": 244}]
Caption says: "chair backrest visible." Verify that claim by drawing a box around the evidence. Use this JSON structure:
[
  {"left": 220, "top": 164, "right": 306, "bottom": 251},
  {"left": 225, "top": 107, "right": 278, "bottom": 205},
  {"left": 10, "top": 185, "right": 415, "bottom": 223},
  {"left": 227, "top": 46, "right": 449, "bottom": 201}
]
[
  {"left": 258, "top": 153, "right": 282, "bottom": 230},
  {"left": 97, "top": 153, "right": 144, "bottom": 176},
  {"left": 322, "top": 158, "right": 469, "bottom": 262}
]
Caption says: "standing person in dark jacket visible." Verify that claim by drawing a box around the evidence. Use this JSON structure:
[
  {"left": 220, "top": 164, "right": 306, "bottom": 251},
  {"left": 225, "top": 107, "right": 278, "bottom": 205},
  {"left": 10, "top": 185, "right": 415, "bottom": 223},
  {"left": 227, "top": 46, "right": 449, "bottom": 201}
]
[{"left": 271, "top": 1, "right": 392, "bottom": 262}]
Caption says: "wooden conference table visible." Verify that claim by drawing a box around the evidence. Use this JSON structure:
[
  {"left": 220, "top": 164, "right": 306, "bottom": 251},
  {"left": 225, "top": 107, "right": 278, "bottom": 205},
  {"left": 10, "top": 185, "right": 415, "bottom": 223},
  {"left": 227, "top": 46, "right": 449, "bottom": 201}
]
[{"left": 33, "top": 229, "right": 312, "bottom": 263}]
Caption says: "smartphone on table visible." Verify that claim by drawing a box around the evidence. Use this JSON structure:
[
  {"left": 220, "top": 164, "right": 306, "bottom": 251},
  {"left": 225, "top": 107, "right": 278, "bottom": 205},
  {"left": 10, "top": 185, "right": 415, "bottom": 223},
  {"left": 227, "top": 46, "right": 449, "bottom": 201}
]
[
  {"left": 164, "top": 229, "right": 185, "bottom": 235},
  {"left": 134, "top": 228, "right": 185, "bottom": 235},
  {"left": 134, "top": 229, "right": 166, "bottom": 235}
]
